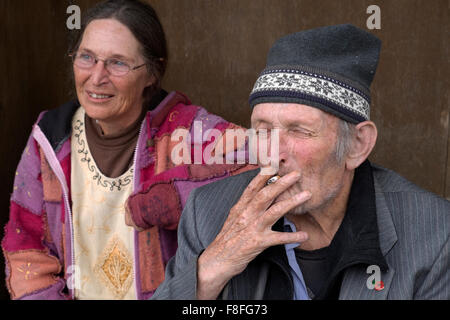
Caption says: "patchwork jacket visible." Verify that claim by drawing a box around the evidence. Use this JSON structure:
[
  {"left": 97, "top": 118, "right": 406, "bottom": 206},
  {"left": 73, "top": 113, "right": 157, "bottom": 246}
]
[{"left": 2, "top": 91, "right": 252, "bottom": 300}]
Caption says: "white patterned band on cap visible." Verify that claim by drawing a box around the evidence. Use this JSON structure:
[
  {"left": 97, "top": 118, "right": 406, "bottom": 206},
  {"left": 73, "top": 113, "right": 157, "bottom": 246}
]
[{"left": 250, "top": 70, "right": 371, "bottom": 121}]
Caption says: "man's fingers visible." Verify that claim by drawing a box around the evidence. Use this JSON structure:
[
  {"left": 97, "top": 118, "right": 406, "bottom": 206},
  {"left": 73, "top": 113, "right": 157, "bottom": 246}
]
[
  {"left": 256, "top": 171, "right": 302, "bottom": 209},
  {"left": 240, "top": 170, "right": 278, "bottom": 202},
  {"left": 263, "top": 191, "right": 312, "bottom": 227},
  {"left": 268, "top": 230, "right": 309, "bottom": 246}
]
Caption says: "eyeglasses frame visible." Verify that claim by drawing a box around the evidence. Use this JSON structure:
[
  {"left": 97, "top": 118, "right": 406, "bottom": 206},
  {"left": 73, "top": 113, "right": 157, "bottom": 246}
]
[{"left": 68, "top": 51, "right": 147, "bottom": 77}]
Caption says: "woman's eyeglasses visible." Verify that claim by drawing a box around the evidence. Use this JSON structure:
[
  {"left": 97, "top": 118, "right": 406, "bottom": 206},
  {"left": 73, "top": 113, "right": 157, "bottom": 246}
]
[{"left": 69, "top": 52, "right": 147, "bottom": 77}]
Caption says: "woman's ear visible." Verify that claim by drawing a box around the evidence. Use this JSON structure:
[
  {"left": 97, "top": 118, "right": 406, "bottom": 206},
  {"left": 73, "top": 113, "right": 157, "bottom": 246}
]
[{"left": 345, "top": 121, "right": 378, "bottom": 170}]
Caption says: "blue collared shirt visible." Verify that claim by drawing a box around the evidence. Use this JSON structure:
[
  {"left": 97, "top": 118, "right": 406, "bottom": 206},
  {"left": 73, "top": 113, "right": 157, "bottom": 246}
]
[{"left": 283, "top": 218, "right": 310, "bottom": 300}]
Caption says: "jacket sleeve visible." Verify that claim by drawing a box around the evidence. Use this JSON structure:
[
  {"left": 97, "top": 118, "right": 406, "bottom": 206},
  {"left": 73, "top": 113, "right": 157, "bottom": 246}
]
[
  {"left": 150, "top": 188, "right": 204, "bottom": 299},
  {"left": 413, "top": 234, "right": 450, "bottom": 300},
  {"left": 2, "top": 133, "right": 68, "bottom": 300}
]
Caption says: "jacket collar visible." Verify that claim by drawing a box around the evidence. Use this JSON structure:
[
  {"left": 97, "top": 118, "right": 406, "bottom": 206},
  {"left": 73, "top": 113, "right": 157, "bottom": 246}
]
[
  {"left": 339, "top": 166, "right": 398, "bottom": 299},
  {"left": 373, "top": 173, "right": 398, "bottom": 257},
  {"left": 37, "top": 99, "right": 80, "bottom": 152},
  {"left": 330, "top": 160, "right": 389, "bottom": 272}
]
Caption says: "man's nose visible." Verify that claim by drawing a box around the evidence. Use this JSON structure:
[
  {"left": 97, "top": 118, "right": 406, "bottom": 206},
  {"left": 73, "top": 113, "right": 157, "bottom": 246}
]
[
  {"left": 90, "top": 61, "right": 110, "bottom": 86},
  {"left": 277, "top": 130, "right": 289, "bottom": 166}
]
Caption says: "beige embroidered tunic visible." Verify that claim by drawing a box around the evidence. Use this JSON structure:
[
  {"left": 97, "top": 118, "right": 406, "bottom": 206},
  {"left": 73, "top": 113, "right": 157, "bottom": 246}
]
[{"left": 71, "top": 107, "right": 136, "bottom": 300}]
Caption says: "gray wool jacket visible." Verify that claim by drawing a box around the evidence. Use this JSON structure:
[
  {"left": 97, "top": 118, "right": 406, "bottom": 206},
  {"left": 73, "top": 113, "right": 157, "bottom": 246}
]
[{"left": 151, "top": 164, "right": 450, "bottom": 300}]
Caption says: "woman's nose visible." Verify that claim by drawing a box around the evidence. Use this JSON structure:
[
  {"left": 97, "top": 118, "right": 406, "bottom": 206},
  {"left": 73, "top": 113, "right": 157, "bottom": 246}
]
[{"left": 90, "top": 61, "right": 110, "bottom": 85}]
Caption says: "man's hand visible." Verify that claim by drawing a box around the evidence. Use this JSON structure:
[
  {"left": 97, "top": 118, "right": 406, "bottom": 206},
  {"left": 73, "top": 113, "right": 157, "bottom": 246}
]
[{"left": 197, "top": 171, "right": 311, "bottom": 299}]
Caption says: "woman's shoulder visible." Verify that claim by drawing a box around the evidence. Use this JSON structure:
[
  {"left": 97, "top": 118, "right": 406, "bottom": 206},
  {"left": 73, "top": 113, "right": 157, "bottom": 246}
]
[{"left": 153, "top": 91, "right": 231, "bottom": 136}]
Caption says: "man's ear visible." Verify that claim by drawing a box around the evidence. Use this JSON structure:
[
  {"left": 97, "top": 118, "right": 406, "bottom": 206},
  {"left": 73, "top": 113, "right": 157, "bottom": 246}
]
[{"left": 345, "top": 121, "right": 378, "bottom": 170}]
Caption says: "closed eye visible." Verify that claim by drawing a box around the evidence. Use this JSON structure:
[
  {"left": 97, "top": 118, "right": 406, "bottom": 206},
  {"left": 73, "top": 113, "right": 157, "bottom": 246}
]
[{"left": 288, "top": 127, "right": 316, "bottom": 137}]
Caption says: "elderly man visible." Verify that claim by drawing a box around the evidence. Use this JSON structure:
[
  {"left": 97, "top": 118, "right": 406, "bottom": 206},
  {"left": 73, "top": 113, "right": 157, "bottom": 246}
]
[{"left": 152, "top": 24, "right": 449, "bottom": 300}]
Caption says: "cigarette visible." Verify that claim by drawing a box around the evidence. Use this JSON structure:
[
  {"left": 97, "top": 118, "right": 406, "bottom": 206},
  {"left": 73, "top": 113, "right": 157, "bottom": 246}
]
[{"left": 266, "top": 175, "right": 281, "bottom": 186}]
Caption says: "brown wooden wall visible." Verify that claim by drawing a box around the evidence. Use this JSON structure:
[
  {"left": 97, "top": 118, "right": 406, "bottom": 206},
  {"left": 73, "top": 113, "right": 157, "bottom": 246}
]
[{"left": 0, "top": 0, "right": 448, "bottom": 299}]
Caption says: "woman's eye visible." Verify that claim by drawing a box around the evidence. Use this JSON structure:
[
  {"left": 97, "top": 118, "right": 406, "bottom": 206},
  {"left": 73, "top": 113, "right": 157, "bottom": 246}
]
[
  {"left": 111, "top": 59, "right": 126, "bottom": 67},
  {"left": 80, "top": 54, "right": 93, "bottom": 61}
]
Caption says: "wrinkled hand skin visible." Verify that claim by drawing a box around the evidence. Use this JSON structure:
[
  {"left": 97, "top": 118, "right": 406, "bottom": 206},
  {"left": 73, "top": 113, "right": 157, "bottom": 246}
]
[{"left": 197, "top": 171, "right": 312, "bottom": 300}]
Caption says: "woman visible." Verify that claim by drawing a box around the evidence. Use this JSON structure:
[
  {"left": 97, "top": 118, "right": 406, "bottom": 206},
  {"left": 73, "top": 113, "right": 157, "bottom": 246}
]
[{"left": 2, "top": 0, "right": 251, "bottom": 300}]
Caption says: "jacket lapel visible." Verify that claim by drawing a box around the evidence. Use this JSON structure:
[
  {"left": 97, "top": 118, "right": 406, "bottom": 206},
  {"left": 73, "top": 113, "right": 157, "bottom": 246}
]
[{"left": 339, "top": 175, "right": 398, "bottom": 300}]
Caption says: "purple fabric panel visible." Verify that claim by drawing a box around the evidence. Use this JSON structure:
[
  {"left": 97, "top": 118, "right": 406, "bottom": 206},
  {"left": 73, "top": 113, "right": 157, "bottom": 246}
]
[
  {"left": 190, "top": 108, "right": 226, "bottom": 144},
  {"left": 142, "top": 291, "right": 154, "bottom": 300},
  {"left": 133, "top": 118, "right": 150, "bottom": 300},
  {"left": 159, "top": 228, "right": 178, "bottom": 266},
  {"left": 11, "top": 135, "right": 43, "bottom": 215},
  {"left": 134, "top": 115, "right": 151, "bottom": 192},
  {"left": 139, "top": 117, "right": 151, "bottom": 167},
  {"left": 43, "top": 201, "right": 64, "bottom": 263},
  {"left": 20, "top": 279, "right": 67, "bottom": 300},
  {"left": 56, "top": 138, "right": 71, "bottom": 162},
  {"left": 174, "top": 176, "right": 227, "bottom": 208}
]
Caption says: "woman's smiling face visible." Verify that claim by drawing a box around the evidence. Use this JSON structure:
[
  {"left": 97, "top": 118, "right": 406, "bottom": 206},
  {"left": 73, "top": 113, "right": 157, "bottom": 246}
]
[{"left": 74, "top": 19, "right": 154, "bottom": 134}]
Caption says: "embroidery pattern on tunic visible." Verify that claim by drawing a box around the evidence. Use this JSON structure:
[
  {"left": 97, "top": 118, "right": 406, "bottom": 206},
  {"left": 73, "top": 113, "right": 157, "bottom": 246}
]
[
  {"left": 73, "top": 117, "right": 133, "bottom": 191},
  {"left": 94, "top": 234, "right": 134, "bottom": 300}
]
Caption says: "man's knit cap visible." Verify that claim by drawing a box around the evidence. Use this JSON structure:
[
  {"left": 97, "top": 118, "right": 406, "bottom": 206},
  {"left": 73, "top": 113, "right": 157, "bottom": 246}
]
[{"left": 249, "top": 24, "right": 381, "bottom": 123}]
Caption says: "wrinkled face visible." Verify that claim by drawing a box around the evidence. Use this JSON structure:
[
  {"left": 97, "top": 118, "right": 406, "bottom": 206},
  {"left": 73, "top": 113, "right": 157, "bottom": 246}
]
[
  {"left": 74, "top": 19, "right": 154, "bottom": 129},
  {"left": 251, "top": 103, "right": 347, "bottom": 215}
]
